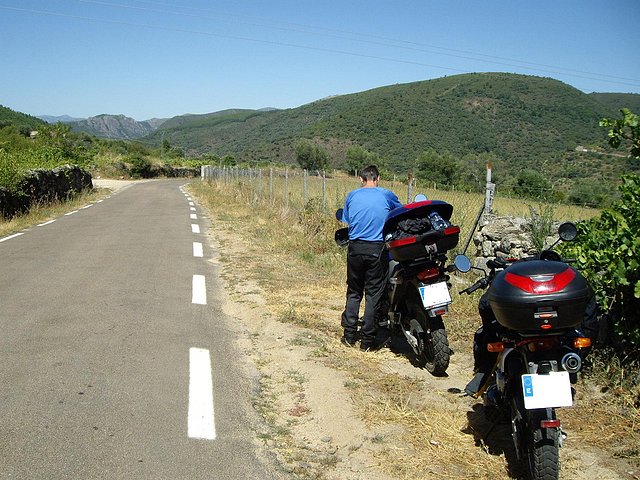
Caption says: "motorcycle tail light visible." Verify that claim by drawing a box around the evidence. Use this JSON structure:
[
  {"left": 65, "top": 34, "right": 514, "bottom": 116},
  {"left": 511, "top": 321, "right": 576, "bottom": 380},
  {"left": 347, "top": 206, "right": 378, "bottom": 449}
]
[
  {"left": 417, "top": 267, "right": 439, "bottom": 282},
  {"left": 573, "top": 337, "right": 592, "bottom": 348},
  {"left": 386, "top": 236, "right": 417, "bottom": 249},
  {"left": 444, "top": 226, "right": 460, "bottom": 236},
  {"left": 505, "top": 267, "right": 576, "bottom": 294},
  {"left": 540, "top": 323, "right": 553, "bottom": 330},
  {"left": 487, "top": 342, "right": 504, "bottom": 353},
  {"left": 540, "top": 419, "right": 561, "bottom": 428}
]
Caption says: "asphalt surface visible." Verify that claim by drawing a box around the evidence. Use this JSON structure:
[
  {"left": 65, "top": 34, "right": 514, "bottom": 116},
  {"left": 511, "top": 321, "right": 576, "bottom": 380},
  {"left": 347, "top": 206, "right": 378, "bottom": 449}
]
[{"left": 0, "top": 179, "right": 281, "bottom": 479}]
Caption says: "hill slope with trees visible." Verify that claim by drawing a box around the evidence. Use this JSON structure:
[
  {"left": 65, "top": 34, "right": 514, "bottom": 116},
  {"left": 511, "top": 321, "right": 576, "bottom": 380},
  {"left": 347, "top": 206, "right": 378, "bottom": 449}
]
[{"left": 140, "top": 73, "right": 640, "bottom": 203}]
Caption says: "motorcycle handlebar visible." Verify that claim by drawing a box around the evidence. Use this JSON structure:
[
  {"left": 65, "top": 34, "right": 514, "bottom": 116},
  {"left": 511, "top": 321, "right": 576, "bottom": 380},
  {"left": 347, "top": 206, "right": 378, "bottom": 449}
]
[{"left": 459, "top": 277, "right": 489, "bottom": 295}]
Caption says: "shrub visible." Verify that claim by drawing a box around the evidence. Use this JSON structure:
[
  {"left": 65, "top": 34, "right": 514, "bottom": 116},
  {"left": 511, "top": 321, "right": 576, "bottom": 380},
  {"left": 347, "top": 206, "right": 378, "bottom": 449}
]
[
  {"left": 561, "top": 173, "right": 640, "bottom": 357},
  {"left": 128, "top": 155, "right": 152, "bottom": 178},
  {"left": 0, "top": 150, "right": 24, "bottom": 192}
]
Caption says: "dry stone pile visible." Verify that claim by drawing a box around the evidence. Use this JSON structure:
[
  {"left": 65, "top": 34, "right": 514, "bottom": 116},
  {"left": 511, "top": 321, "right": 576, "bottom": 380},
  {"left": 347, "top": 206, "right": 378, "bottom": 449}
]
[{"left": 472, "top": 213, "right": 560, "bottom": 268}]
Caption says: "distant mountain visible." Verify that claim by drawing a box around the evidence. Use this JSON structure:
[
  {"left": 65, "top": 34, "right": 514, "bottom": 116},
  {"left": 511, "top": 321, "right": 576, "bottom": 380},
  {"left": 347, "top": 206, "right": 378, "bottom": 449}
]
[
  {"left": 137, "top": 73, "right": 640, "bottom": 198},
  {"left": 589, "top": 92, "right": 640, "bottom": 114},
  {"left": 38, "top": 114, "right": 85, "bottom": 124},
  {"left": 143, "top": 73, "right": 621, "bottom": 166},
  {"left": 156, "top": 109, "right": 271, "bottom": 130},
  {"left": 68, "top": 114, "right": 165, "bottom": 139}
]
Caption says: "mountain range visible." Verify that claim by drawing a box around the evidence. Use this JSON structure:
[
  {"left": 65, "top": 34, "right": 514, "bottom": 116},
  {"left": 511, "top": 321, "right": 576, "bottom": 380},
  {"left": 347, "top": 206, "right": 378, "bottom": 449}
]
[{"left": 7, "top": 72, "right": 640, "bottom": 195}]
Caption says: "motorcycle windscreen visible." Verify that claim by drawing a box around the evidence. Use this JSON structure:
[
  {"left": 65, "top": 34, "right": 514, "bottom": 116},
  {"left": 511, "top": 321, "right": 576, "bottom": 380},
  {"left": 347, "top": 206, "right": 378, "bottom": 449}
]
[{"left": 521, "top": 371, "right": 573, "bottom": 409}]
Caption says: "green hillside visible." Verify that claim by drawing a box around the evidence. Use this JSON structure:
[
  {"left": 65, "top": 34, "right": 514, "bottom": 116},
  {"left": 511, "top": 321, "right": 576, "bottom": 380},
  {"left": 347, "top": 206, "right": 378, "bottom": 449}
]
[
  {"left": 156, "top": 109, "right": 264, "bottom": 130},
  {"left": 142, "top": 74, "right": 632, "bottom": 184},
  {"left": 0, "top": 105, "right": 46, "bottom": 132},
  {"left": 589, "top": 92, "right": 640, "bottom": 114}
]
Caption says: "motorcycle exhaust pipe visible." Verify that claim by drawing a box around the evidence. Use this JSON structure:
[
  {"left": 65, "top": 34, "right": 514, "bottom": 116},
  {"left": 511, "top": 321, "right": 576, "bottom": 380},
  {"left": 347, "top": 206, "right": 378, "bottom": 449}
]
[{"left": 561, "top": 352, "right": 582, "bottom": 373}]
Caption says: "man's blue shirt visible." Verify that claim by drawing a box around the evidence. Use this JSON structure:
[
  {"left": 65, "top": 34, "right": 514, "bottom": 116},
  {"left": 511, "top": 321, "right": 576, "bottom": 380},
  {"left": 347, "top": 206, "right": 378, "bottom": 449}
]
[{"left": 342, "top": 187, "right": 403, "bottom": 241}]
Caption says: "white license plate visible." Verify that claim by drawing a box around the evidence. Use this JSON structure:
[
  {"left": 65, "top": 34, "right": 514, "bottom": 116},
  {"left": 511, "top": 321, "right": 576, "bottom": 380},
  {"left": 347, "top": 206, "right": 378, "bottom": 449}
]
[
  {"left": 419, "top": 282, "right": 452, "bottom": 309},
  {"left": 522, "top": 371, "right": 573, "bottom": 409}
]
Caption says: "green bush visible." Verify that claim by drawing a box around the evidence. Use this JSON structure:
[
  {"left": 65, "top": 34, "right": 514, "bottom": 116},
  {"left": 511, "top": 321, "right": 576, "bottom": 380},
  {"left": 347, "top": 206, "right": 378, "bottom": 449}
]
[
  {"left": 128, "top": 155, "right": 152, "bottom": 179},
  {"left": 561, "top": 173, "right": 640, "bottom": 356},
  {"left": 0, "top": 149, "right": 24, "bottom": 192}
]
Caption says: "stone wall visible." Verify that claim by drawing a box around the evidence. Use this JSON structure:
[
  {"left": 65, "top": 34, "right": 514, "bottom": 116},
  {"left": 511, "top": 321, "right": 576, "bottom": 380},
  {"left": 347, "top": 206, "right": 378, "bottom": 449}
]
[
  {"left": 472, "top": 213, "right": 559, "bottom": 268},
  {"left": 0, "top": 165, "right": 93, "bottom": 219}
]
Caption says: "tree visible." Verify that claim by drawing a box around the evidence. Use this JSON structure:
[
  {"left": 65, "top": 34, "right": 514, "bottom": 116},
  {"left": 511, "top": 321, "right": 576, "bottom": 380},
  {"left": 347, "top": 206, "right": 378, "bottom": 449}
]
[
  {"left": 345, "top": 145, "right": 380, "bottom": 175},
  {"left": 600, "top": 108, "right": 640, "bottom": 162},
  {"left": 513, "top": 169, "right": 552, "bottom": 200},
  {"left": 293, "top": 140, "right": 329, "bottom": 172},
  {"left": 414, "top": 149, "right": 460, "bottom": 186}
]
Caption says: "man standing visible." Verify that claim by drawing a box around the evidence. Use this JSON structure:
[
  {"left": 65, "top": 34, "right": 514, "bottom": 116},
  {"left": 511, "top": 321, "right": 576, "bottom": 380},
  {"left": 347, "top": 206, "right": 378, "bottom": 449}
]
[{"left": 340, "top": 165, "right": 403, "bottom": 351}]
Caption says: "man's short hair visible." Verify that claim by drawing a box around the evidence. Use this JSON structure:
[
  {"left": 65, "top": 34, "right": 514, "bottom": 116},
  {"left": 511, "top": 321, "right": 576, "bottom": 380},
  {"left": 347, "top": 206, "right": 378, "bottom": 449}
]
[{"left": 360, "top": 165, "right": 379, "bottom": 181}]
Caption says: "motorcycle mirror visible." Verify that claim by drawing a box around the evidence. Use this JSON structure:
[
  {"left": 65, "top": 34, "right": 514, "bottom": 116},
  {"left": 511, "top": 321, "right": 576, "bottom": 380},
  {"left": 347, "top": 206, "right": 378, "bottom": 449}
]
[
  {"left": 558, "top": 222, "right": 578, "bottom": 242},
  {"left": 413, "top": 193, "right": 427, "bottom": 202},
  {"left": 453, "top": 254, "right": 472, "bottom": 273},
  {"left": 335, "top": 208, "right": 344, "bottom": 221}
]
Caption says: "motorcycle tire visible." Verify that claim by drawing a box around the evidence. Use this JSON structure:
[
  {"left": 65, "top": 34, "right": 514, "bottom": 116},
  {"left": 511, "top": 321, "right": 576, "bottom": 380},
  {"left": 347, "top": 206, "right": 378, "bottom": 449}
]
[
  {"left": 525, "top": 417, "right": 560, "bottom": 480},
  {"left": 422, "top": 326, "right": 450, "bottom": 376},
  {"left": 408, "top": 301, "right": 450, "bottom": 376}
]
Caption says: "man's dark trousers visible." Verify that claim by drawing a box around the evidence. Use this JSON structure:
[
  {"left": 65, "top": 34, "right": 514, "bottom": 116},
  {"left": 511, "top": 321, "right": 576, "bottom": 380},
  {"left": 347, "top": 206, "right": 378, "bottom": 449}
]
[{"left": 341, "top": 240, "right": 386, "bottom": 348}]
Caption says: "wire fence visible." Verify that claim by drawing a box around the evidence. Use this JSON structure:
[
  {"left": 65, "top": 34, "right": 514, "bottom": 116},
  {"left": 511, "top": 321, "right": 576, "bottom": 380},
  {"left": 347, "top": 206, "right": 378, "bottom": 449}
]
[{"left": 200, "top": 165, "right": 601, "bottom": 256}]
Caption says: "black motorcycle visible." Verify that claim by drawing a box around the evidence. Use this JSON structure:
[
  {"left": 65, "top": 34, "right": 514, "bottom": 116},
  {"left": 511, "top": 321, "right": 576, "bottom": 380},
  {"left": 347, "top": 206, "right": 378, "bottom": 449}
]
[
  {"left": 336, "top": 196, "right": 468, "bottom": 375},
  {"left": 460, "top": 222, "right": 593, "bottom": 480}
]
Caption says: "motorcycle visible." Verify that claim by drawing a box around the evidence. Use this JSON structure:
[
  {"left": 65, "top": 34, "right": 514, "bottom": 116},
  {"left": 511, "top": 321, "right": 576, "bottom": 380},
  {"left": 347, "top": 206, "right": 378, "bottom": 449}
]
[
  {"left": 459, "top": 222, "right": 593, "bottom": 480},
  {"left": 335, "top": 195, "right": 469, "bottom": 375}
]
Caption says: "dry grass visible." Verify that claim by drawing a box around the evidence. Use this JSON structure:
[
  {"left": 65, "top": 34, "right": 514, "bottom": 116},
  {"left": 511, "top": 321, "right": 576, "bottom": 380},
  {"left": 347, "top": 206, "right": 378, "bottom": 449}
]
[
  {"left": 190, "top": 177, "right": 639, "bottom": 479},
  {"left": 0, "top": 188, "right": 110, "bottom": 238},
  {"left": 189, "top": 180, "right": 513, "bottom": 478}
]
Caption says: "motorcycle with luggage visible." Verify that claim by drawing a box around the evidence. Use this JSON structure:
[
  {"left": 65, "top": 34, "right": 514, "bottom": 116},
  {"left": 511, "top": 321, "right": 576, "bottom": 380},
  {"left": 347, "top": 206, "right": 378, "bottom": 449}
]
[
  {"left": 459, "top": 222, "right": 594, "bottom": 480},
  {"left": 336, "top": 195, "right": 469, "bottom": 375}
]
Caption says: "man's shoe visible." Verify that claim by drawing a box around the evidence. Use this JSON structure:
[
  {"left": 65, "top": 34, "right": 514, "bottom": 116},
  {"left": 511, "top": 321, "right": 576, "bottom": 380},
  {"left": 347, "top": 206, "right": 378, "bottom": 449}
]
[
  {"left": 341, "top": 336, "right": 356, "bottom": 348},
  {"left": 360, "top": 337, "right": 390, "bottom": 352}
]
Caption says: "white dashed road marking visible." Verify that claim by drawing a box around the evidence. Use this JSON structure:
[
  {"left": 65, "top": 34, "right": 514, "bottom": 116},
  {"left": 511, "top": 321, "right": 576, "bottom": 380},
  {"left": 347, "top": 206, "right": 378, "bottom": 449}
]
[
  {"left": 0, "top": 233, "right": 24, "bottom": 243},
  {"left": 193, "top": 242, "right": 203, "bottom": 258},
  {"left": 188, "top": 347, "right": 216, "bottom": 440},
  {"left": 64, "top": 210, "right": 78, "bottom": 216},
  {"left": 191, "top": 224, "right": 200, "bottom": 234},
  {"left": 38, "top": 220, "right": 55, "bottom": 226},
  {"left": 192, "top": 275, "right": 206, "bottom": 305},
  {"left": 190, "top": 214, "right": 197, "bottom": 220}
]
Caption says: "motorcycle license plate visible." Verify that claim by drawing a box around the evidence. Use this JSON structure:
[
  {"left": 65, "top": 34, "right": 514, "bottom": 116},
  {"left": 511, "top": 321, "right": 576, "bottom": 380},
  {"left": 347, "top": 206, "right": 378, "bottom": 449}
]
[
  {"left": 521, "top": 371, "right": 573, "bottom": 409},
  {"left": 419, "top": 282, "right": 451, "bottom": 309}
]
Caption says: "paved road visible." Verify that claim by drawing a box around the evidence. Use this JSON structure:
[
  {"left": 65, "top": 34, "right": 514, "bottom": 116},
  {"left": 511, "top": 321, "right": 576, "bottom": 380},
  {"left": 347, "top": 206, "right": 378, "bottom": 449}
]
[{"left": 0, "top": 180, "right": 281, "bottom": 479}]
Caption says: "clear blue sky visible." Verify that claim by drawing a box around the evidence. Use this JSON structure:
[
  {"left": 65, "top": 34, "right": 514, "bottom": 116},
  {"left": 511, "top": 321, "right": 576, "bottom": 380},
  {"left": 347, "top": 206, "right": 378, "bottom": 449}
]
[{"left": 1, "top": 0, "right": 639, "bottom": 121}]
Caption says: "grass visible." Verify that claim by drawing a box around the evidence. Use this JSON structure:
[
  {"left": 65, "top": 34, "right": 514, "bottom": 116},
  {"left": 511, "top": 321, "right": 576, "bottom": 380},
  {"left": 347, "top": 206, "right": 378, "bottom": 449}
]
[
  {"left": 0, "top": 188, "right": 110, "bottom": 238},
  {"left": 188, "top": 176, "right": 639, "bottom": 479}
]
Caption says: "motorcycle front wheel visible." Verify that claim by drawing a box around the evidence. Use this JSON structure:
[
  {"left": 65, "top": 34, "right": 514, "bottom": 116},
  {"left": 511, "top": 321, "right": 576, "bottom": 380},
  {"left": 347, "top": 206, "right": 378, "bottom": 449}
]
[{"left": 408, "top": 301, "right": 450, "bottom": 376}]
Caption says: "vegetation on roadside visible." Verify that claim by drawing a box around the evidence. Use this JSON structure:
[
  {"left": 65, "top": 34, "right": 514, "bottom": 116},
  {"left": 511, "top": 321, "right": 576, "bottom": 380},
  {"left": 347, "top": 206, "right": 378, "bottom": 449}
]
[{"left": 188, "top": 177, "right": 639, "bottom": 478}]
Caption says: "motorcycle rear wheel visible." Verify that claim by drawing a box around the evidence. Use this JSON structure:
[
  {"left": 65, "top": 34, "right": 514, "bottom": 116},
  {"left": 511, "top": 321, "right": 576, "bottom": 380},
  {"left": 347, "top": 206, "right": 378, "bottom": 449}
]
[
  {"left": 520, "top": 410, "right": 560, "bottom": 480},
  {"left": 408, "top": 301, "right": 450, "bottom": 375}
]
